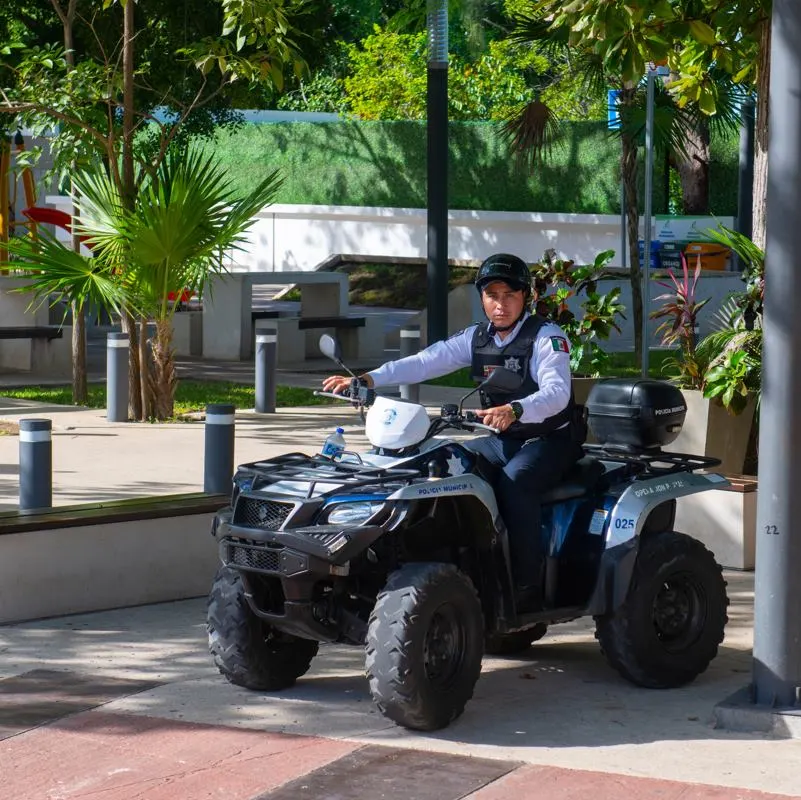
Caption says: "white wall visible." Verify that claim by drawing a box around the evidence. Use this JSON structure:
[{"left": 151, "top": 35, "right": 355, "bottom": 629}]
[
  {"left": 45, "top": 195, "right": 733, "bottom": 276},
  {"left": 0, "top": 511, "right": 221, "bottom": 624},
  {"left": 227, "top": 205, "right": 733, "bottom": 274}
]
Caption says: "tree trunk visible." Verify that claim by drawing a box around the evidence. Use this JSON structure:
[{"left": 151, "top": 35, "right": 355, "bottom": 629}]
[
  {"left": 121, "top": 0, "right": 144, "bottom": 417},
  {"left": 676, "top": 118, "right": 710, "bottom": 215},
  {"left": 122, "top": 0, "right": 135, "bottom": 208},
  {"left": 121, "top": 312, "right": 143, "bottom": 419},
  {"left": 139, "top": 316, "right": 152, "bottom": 421},
  {"left": 752, "top": 19, "right": 771, "bottom": 252},
  {"left": 620, "top": 103, "right": 643, "bottom": 369},
  {"left": 71, "top": 301, "right": 87, "bottom": 405},
  {"left": 61, "top": 4, "right": 88, "bottom": 404},
  {"left": 151, "top": 318, "right": 177, "bottom": 420}
]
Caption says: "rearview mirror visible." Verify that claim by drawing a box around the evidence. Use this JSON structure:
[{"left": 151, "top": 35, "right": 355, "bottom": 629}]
[
  {"left": 319, "top": 334, "right": 341, "bottom": 363},
  {"left": 480, "top": 367, "right": 523, "bottom": 394}
]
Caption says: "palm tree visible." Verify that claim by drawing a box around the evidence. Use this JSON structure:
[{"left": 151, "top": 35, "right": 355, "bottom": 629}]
[
  {"left": 76, "top": 147, "right": 283, "bottom": 420},
  {"left": 2, "top": 228, "right": 130, "bottom": 403},
  {"left": 501, "top": 11, "right": 741, "bottom": 367}
]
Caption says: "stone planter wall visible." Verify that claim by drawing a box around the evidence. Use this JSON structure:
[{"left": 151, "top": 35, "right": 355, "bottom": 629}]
[{"left": 674, "top": 475, "right": 757, "bottom": 570}]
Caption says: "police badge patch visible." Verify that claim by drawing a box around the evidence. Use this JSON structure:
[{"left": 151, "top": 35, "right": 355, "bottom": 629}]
[{"left": 503, "top": 356, "right": 521, "bottom": 372}]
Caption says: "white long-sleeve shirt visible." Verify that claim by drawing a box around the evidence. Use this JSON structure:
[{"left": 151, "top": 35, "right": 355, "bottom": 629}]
[{"left": 368, "top": 314, "right": 573, "bottom": 425}]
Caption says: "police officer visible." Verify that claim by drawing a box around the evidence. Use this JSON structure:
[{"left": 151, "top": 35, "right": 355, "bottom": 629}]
[{"left": 322, "top": 253, "right": 583, "bottom": 608}]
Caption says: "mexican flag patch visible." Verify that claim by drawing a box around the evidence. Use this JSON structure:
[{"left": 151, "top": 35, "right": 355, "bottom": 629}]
[{"left": 551, "top": 336, "right": 570, "bottom": 354}]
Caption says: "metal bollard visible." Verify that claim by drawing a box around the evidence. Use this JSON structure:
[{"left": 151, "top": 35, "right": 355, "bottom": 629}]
[
  {"left": 106, "top": 332, "right": 130, "bottom": 422},
  {"left": 19, "top": 418, "right": 52, "bottom": 511},
  {"left": 204, "top": 403, "right": 235, "bottom": 495},
  {"left": 255, "top": 327, "right": 277, "bottom": 413},
  {"left": 399, "top": 325, "right": 421, "bottom": 403}
]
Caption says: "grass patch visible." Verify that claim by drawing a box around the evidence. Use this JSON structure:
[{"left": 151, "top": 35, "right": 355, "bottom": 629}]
[
  {"left": 424, "top": 350, "right": 681, "bottom": 389},
  {"left": 0, "top": 382, "right": 335, "bottom": 418}
]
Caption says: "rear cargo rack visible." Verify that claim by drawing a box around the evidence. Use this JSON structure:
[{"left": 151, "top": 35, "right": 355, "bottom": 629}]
[
  {"left": 241, "top": 452, "right": 423, "bottom": 498},
  {"left": 584, "top": 444, "right": 722, "bottom": 477}
]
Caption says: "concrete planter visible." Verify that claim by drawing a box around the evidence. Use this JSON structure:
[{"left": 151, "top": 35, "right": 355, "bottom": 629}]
[
  {"left": 675, "top": 475, "right": 757, "bottom": 570},
  {"left": 664, "top": 389, "right": 757, "bottom": 475},
  {"left": 171, "top": 311, "right": 203, "bottom": 357}
]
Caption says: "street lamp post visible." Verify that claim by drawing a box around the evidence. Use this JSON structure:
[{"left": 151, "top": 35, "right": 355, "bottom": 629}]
[
  {"left": 640, "top": 66, "right": 657, "bottom": 379},
  {"left": 751, "top": 0, "right": 801, "bottom": 710},
  {"left": 426, "top": 0, "right": 448, "bottom": 345}
]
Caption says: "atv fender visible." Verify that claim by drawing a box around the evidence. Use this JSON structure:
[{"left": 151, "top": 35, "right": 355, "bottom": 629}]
[{"left": 586, "top": 471, "right": 729, "bottom": 616}]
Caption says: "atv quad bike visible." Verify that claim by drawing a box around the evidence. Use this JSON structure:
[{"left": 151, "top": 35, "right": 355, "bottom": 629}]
[{"left": 207, "top": 334, "right": 729, "bottom": 731}]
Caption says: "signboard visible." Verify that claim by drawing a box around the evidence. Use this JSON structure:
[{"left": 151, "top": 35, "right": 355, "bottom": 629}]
[{"left": 607, "top": 89, "right": 621, "bottom": 130}]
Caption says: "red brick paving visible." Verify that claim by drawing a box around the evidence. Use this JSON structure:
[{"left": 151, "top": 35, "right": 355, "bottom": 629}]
[
  {"left": 0, "top": 711, "right": 358, "bottom": 800},
  {"left": 467, "top": 763, "right": 800, "bottom": 800},
  {"left": 1, "top": 710, "right": 799, "bottom": 800}
]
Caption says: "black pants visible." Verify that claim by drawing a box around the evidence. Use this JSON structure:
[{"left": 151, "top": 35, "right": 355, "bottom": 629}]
[{"left": 465, "top": 427, "right": 583, "bottom": 588}]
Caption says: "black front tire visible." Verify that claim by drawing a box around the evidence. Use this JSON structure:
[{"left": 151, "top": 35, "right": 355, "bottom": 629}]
[
  {"left": 484, "top": 624, "right": 548, "bottom": 656},
  {"left": 365, "top": 563, "right": 484, "bottom": 731},
  {"left": 594, "top": 530, "right": 728, "bottom": 689},
  {"left": 207, "top": 567, "right": 318, "bottom": 691}
]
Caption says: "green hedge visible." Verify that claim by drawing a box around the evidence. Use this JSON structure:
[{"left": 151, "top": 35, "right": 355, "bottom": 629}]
[{"left": 207, "top": 120, "right": 738, "bottom": 215}]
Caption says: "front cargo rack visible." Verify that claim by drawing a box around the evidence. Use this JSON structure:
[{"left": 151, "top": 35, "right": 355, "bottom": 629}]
[
  {"left": 239, "top": 452, "right": 424, "bottom": 498},
  {"left": 584, "top": 444, "right": 722, "bottom": 478}
]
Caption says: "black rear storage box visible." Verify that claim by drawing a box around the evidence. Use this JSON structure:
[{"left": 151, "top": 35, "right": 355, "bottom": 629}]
[{"left": 586, "top": 379, "right": 687, "bottom": 450}]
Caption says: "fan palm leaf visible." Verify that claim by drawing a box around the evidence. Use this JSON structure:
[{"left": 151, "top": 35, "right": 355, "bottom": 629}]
[{"left": 3, "top": 228, "right": 129, "bottom": 318}]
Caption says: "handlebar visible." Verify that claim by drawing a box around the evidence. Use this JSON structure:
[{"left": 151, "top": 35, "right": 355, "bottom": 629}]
[
  {"left": 463, "top": 420, "right": 501, "bottom": 435},
  {"left": 315, "top": 387, "right": 502, "bottom": 435},
  {"left": 314, "top": 382, "right": 376, "bottom": 406}
]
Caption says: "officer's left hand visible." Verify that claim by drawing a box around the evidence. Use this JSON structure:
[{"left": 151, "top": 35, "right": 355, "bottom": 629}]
[{"left": 475, "top": 404, "right": 515, "bottom": 432}]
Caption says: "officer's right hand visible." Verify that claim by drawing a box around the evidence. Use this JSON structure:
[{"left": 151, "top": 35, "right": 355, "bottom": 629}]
[{"left": 322, "top": 375, "right": 352, "bottom": 395}]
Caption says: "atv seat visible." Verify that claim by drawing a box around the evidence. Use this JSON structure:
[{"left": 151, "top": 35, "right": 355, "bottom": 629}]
[
  {"left": 474, "top": 452, "right": 605, "bottom": 503},
  {"left": 540, "top": 456, "right": 606, "bottom": 504}
]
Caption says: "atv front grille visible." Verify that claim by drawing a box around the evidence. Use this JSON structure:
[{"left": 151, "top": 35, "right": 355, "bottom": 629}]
[
  {"left": 233, "top": 497, "right": 293, "bottom": 530},
  {"left": 227, "top": 542, "right": 283, "bottom": 573}
]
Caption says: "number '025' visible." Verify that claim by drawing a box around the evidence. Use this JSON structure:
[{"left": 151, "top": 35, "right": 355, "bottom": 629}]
[{"left": 614, "top": 518, "right": 635, "bottom": 530}]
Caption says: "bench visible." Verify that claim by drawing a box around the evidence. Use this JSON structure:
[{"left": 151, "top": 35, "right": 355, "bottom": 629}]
[
  {"left": 204, "top": 271, "right": 350, "bottom": 360},
  {"left": 298, "top": 316, "right": 365, "bottom": 330},
  {"left": 0, "top": 492, "right": 227, "bottom": 624},
  {"left": 0, "top": 326, "right": 63, "bottom": 340}
]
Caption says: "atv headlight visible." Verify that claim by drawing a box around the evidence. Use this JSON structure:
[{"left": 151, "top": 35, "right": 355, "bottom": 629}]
[
  {"left": 326, "top": 501, "right": 384, "bottom": 526},
  {"left": 231, "top": 473, "right": 254, "bottom": 505}
]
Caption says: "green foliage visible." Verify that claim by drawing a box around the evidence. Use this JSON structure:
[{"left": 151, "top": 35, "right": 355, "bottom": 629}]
[
  {"left": 343, "top": 27, "right": 546, "bottom": 121},
  {"left": 652, "top": 222, "right": 765, "bottom": 413},
  {"left": 702, "top": 346, "right": 760, "bottom": 414},
  {"left": 529, "top": 0, "right": 767, "bottom": 115},
  {"left": 3, "top": 228, "right": 128, "bottom": 319},
  {"left": 0, "top": 0, "right": 311, "bottom": 191},
  {"left": 529, "top": 248, "right": 626, "bottom": 376},
  {"left": 206, "top": 119, "right": 717, "bottom": 213},
  {"left": 73, "top": 148, "right": 282, "bottom": 322}
]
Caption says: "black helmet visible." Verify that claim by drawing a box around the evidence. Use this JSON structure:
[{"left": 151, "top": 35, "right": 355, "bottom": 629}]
[{"left": 475, "top": 253, "right": 531, "bottom": 296}]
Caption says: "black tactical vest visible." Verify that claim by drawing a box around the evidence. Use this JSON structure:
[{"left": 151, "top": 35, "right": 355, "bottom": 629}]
[{"left": 470, "top": 315, "right": 574, "bottom": 439}]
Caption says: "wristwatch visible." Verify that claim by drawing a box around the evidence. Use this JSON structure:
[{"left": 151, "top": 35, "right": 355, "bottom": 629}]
[{"left": 510, "top": 401, "right": 524, "bottom": 421}]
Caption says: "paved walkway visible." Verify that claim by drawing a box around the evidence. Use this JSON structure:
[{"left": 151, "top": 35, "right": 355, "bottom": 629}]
[
  {"left": 1, "top": 572, "right": 800, "bottom": 799},
  {"left": 0, "top": 386, "right": 799, "bottom": 798}
]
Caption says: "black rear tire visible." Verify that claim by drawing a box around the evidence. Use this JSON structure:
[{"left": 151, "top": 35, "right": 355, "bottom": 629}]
[
  {"left": 484, "top": 624, "right": 548, "bottom": 656},
  {"left": 207, "top": 567, "right": 318, "bottom": 691},
  {"left": 594, "top": 530, "right": 728, "bottom": 688},
  {"left": 365, "top": 562, "right": 484, "bottom": 731}
]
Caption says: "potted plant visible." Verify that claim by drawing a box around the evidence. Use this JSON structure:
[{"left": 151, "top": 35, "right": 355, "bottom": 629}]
[
  {"left": 529, "top": 248, "right": 626, "bottom": 404},
  {"left": 650, "top": 233, "right": 761, "bottom": 475}
]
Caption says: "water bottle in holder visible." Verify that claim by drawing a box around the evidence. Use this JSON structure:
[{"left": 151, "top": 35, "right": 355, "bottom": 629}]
[{"left": 321, "top": 427, "right": 346, "bottom": 459}]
